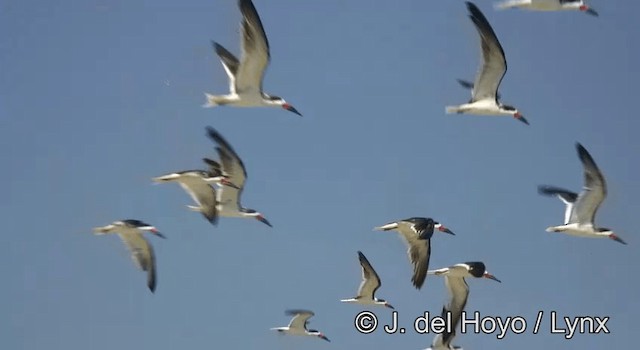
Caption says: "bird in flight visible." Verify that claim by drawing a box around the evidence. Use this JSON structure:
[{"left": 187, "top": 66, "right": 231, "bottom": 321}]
[
  {"left": 538, "top": 143, "right": 626, "bottom": 244},
  {"left": 93, "top": 219, "right": 166, "bottom": 293},
  {"left": 204, "top": 0, "right": 302, "bottom": 116},
  {"left": 446, "top": 2, "right": 528, "bottom": 125},
  {"left": 374, "top": 217, "right": 454, "bottom": 289}
]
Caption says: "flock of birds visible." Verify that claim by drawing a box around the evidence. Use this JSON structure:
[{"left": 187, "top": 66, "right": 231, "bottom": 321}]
[{"left": 91, "top": 0, "right": 625, "bottom": 348}]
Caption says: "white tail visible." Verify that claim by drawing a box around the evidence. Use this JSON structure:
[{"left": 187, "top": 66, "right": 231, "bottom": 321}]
[
  {"left": 494, "top": 0, "right": 524, "bottom": 10},
  {"left": 187, "top": 205, "right": 202, "bottom": 212},
  {"left": 202, "top": 93, "right": 218, "bottom": 108},
  {"left": 445, "top": 106, "right": 461, "bottom": 114},
  {"left": 373, "top": 222, "right": 398, "bottom": 231}
]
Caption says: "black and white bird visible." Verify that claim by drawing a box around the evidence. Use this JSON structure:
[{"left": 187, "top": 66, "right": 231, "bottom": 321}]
[
  {"left": 203, "top": 0, "right": 302, "bottom": 116},
  {"left": 152, "top": 170, "right": 238, "bottom": 225},
  {"left": 373, "top": 217, "right": 454, "bottom": 289},
  {"left": 205, "top": 126, "right": 272, "bottom": 227},
  {"left": 270, "top": 309, "right": 330, "bottom": 342},
  {"left": 538, "top": 143, "right": 626, "bottom": 244},
  {"left": 341, "top": 251, "right": 394, "bottom": 309},
  {"left": 426, "top": 262, "right": 501, "bottom": 350},
  {"left": 495, "top": 0, "right": 598, "bottom": 16},
  {"left": 93, "top": 220, "right": 166, "bottom": 293},
  {"left": 446, "top": 2, "right": 528, "bottom": 125}
]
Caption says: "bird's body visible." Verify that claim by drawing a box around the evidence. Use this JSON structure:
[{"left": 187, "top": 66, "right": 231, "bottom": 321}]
[
  {"left": 446, "top": 2, "right": 528, "bottom": 125},
  {"left": 426, "top": 262, "right": 501, "bottom": 350},
  {"left": 92, "top": 220, "right": 166, "bottom": 292},
  {"left": 538, "top": 143, "right": 626, "bottom": 244},
  {"left": 205, "top": 126, "right": 272, "bottom": 227},
  {"left": 373, "top": 217, "right": 454, "bottom": 289},
  {"left": 495, "top": 0, "right": 598, "bottom": 16},
  {"left": 152, "top": 170, "right": 221, "bottom": 224},
  {"left": 204, "top": 0, "right": 302, "bottom": 116},
  {"left": 271, "top": 309, "right": 330, "bottom": 342},
  {"left": 341, "top": 251, "right": 394, "bottom": 309}
]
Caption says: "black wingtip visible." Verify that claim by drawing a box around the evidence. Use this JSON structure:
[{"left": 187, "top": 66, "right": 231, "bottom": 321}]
[
  {"left": 456, "top": 79, "right": 474, "bottom": 89},
  {"left": 575, "top": 142, "right": 594, "bottom": 163},
  {"left": 465, "top": 1, "right": 481, "bottom": 15}
]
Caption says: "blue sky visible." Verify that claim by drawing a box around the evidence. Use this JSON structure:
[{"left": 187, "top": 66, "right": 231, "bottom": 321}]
[{"left": 1, "top": 0, "right": 638, "bottom": 349}]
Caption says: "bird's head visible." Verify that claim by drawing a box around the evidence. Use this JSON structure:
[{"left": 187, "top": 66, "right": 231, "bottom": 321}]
[
  {"left": 243, "top": 209, "right": 272, "bottom": 227},
  {"left": 268, "top": 95, "right": 302, "bottom": 116},
  {"left": 579, "top": 4, "right": 598, "bottom": 16},
  {"left": 599, "top": 228, "right": 627, "bottom": 245},
  {"left": 467, "top": 261, "right": 501, "bottom": 282},
  {"left": 434, "top": 222, "right": 455, "bottom": 235},
  {"left": 502, "top": 104, "right": 529, "bottom": 125},
  {"left": 313, "top": 331, "right": 330, "bottom": 342},
  {"left": 142, "top": 226, "right": 166, "bottom": 239}
]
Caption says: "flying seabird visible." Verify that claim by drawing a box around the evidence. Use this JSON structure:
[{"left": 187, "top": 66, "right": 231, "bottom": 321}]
[
  {"left": 340, "top": 251, "right": 394, "bottom": 309},
  {"left": 495, "top": 0, "right": 598, "bottom": 16},
  {"left": 445, "top": 2, "right": 528, "bottom": 125},
  {"left": 152, "top": 170, "right": 235, "bottom": 225},
  {"left": 373, "top": 217, "right": 454, "bottom": 289},
  {"left": 93, "top": 219, "right": 166, "bottom": 292},
  {"left": 270, "top": 309, "right": 330, "bottom": 342},
  {"left": 203, "top": 0, "right": 302, "bottom": 116},
  {"left": 538, "top": 143, "right": 626, "bottom": 244},
  {"left": 425, "top": 262, "right": 501, "bottom": 350},
  {"left": 205, "top": 126, "right": 272, "bottom": 227}
]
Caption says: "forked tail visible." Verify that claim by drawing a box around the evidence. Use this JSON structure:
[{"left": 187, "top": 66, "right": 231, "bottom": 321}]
[{"left": 202, "top": 93, "right": 219, "bottom": 108}]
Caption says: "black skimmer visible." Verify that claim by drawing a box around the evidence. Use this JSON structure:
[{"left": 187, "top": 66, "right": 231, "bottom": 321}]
[
  {"left": 203, "top": 0, "right": 302, "bottom": 116},
  {"left": 445, "top": 2, "right": 529, "bottom": 125},
  {"left": 93, "top": 220, "right": 166, "bottom": 293},
  {"left": 373, "top": 217, "right": 454, "bottom": 289},
  {"left": 205, "top": 126, "right": 272, "bottom": 227},
  {"left": 152, "top": 170, "right": 235, "bottom": 225},
  {"left": 426, "top": 262, "right": 501, "bottom": 350},
  {"left": 341, "top": 251, "right": 394, "bottom": 309},
  {"left": 538, "top": 143, "right": 626, "bottom": 244},
  {"left": 495, "top": 0, "right": 598, "bottom": 16},
  {"left": 270, "top": 309, "right": 330, "bottom": 342}
]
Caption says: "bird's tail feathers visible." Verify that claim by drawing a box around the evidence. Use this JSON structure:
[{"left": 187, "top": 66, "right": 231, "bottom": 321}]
[
  {"left": 202, "top": 93, "right": 219, "bottom": 108},
  {"left": 187, "top": 205, "right": 202, "bottom": 212},
  {"left": 373, "top": 222, "right": 398, "bottom": 231},
  {"left": 445, "top": 106, "right": 462, "bottom": 114},
  {"left": 494, "top": 0, "right": 524, "bottom": 10}
]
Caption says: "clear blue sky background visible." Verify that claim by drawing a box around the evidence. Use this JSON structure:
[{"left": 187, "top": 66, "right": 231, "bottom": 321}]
[{"left": 1, "top": 0, "right": 638, "bottom": 349}]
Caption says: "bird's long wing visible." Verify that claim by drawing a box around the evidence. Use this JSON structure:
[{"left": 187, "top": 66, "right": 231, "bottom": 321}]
[
  {"left": 235, "top": 0, "right": 271, "bottom": 94},
  {"left": 202, "top": 157, "right": 225, "bottom": 178},
  {"left": 217, "top": 185, "right": 241, "bottom": 211},
  {"left": 442, "top": 276, "right": 470, "bottom": 346},
  {"left": 118, "top": 232, "right": 157, "bottom": 292},
  {"left": 212, "top": 41, "right": 240, "bottom": 94},
  {"left": 357, "top": 251, "right": 382, "bottom": 298},
  {"left": 397, "top": 227, "right": 431, "bottom": 289},
  {"left": 286, "top": 309, "right": 314, "bottom": 330},
  {"left": 538, "top": 185, "right": 578, "bottom": 225},
  {"left": 572, "top": 143, "right": 607, "bottom": 225},
  {"left": 178, "top": 176, "right": 219, "bottom": 225},
  {"left": 467, "top": 2, "right": 507, "bottom": 102},
  {"left": 206, "top": 127, "right": 247, "bottom": 189}
]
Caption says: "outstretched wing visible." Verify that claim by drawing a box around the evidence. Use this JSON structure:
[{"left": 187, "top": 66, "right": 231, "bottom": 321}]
[
  {"left": 572, "top": 143, "right": 607, "bottom": 225},
  {"left": 466, "top": 2, "right": 507, "bottom": 102},
  {"left": 286, "top": 309, "right": 314, "bottom": 330},
  {"left": 235, "top": 0, "right": 271, "bottom": 94},
  {"left": 118, "top": 232, "right": 157, "bottom": 292}
]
